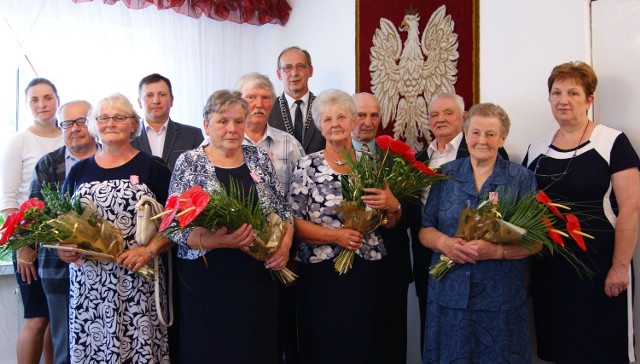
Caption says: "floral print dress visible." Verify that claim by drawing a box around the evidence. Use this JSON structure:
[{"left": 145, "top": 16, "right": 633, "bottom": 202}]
[{"left": 64, "top": 153, "right": 171, "bottom": 364}]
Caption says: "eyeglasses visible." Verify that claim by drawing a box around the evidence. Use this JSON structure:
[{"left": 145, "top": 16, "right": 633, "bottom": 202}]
[
  {"left": 60, "top": 117, "right": 88, "bottom": 129},
  {"left": 96, "top": 115, "right": 135, "bottom": 123},
  {"left": 533, "top": 152, "right": 576, "bottom": 183},
  {"left": 279, "top": 64, "right": 309, "bottom": 73}
]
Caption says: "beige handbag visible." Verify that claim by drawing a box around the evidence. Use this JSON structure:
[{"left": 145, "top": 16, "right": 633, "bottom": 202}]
[{"left": 135, "top": 196, "right": 174, "bottom": 327}]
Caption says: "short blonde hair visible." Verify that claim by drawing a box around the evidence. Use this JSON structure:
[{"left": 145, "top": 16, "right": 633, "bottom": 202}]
[
  {"left": 88, "top": 93, "right": 141, "bottom": 138},
  {"left": 464, "top": 103, "right": 510, "bottom": 136}
]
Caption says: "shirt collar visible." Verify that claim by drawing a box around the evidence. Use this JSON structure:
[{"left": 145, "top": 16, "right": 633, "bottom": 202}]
[
  {"left": 351, "top": 138, "right": 375, "bottom": 152},
  {"left": 427, "top": 131, "right": 464, "bottom": 155},
  {"left": 144, "top": 119, "right": 168, "bottom": 133},
  {"left": 284, "top": 91, "right": 310, "bottom": 110}
]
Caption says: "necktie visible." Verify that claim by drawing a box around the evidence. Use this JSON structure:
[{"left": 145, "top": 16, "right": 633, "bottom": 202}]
[
  {"left": 361, "top": 144, "right": 370, "bottom": 152},
  {"left": 293, "top": 100, "right": 304, "bottom": 143}
]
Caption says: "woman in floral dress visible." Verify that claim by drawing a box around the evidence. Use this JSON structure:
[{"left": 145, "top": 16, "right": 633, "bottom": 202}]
[{"left": 60, "top": 93, "right": 172, "bottom": 363}]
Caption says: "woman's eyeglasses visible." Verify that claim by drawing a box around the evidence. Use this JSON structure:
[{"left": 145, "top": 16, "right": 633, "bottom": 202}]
[
  {"left": 96, "top": 115, "right": 135, "bottom": 123},
  {"left": 60, "top": 117, "right": 88, "bottom": 129},
  {"left": 533, "top": 152, "right": 576, "bottom": 182}
]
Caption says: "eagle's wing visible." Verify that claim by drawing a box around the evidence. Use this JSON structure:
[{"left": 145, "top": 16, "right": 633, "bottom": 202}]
[
  {"left": 370, "top": 18, "right": 402, "bottom": 129},
  {"left": 420, "top": 5, "right": 459, "bottom": 103}
]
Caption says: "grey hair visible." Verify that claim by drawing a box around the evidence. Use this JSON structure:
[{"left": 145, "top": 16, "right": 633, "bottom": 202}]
[
  {"left": 235, "top": 72, "right": 276, "bottom": 99},
  {"left": 311, "top": 89, "right": 357, "bottom": 130},
  {"left": 464, "top": 102, "right": 511, "bottom": 136},
  {"left": 57, "top": 100, "right": 92, "bottom": 121},
  {"left": 428, "top": 93, "right": 465, "bottom": 114},
  {"left": 88, "top": 93, "right": 142, "bottom": 138},
  {"left": 202, "top": 90, "right": 249, "bottom": 123}
]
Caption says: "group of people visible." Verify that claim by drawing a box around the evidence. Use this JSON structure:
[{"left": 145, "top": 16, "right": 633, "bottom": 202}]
[{"left": 0, "top": 45, "right": 637, "bottom": 364}]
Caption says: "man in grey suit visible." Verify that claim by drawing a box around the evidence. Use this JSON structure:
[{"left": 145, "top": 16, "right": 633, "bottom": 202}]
[
  {"left": 268, "top": 46, "right": 325, "bottom": 154},
  {"left": 132, "top": 73, "right": 204, "bottom": 171}
]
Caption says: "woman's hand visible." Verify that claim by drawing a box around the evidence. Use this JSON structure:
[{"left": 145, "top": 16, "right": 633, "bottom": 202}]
[
  {"left": 362, "top": 184, "right": 399, "bottom": 212},
  {"left": 209, "top": 224, "right": 255, "bottom": 249},
  {"left": 440, "top": 236, "right": 478, "bottom": 264},
  {"left": 116, "top": 246, "right": 152, "bottom": 273},
  {"left": 56, "top": 244, "right": 82, "bottom": 265},
  {"left": 604, "top": 264, "right": 630, "bottom": 297},
  {"left": 333, "top": 228, "right": 364, "bottom": 251},
  {"left": 265, "top": 224, "right": 293, "bottom": 271},
  {"left": 465, "top": 239, "right": 502, "bottom": 261},
  {"left": 16, "top": 246, "right": 38, "bottom": 284}
]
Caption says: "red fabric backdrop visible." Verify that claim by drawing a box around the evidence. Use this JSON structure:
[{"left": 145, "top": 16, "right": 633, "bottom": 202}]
[{"left": 356, "top": 0, "right": 478, "bottom": 141}]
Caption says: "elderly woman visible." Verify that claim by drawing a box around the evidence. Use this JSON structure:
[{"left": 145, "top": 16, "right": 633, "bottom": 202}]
[
  {"left": 524, "top": 61, "right": 640, "bottom": 364},
  {"left": 168, "top": 90, "right": 292, "bottom": 363},
  {"left": 419, "top": 103, "right": 538, "bottom": 362},
  {"left": 59, "top": 93, "right": 173, "bottom": 363},
  {"left": 0, "top": 77, "right": 63, "bottom": 364},
  {"left": 290, "top": 89, "right": 400, "bottom": 364}
]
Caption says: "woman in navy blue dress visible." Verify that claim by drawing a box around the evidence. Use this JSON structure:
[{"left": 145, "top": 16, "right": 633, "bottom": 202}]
[
  {"left": 420, "top": 103, "right": 539, "bottom": 363},
  {"left": 524, "top": 61, "right": 640, "bottom": 364}
]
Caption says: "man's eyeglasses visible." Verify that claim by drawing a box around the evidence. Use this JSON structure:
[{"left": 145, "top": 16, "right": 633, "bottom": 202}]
[
  {"left": 60, "top": 117, "right": 88, "bottom": 129},
  {"left": 96, "top": 115, "right": 135, "bottom": 123},
  {"left": 279, "top": 64, "right": 309, "bottom": 73}
]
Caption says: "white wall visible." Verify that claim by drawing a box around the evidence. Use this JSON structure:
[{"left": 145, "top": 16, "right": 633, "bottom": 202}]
[{"left": 1, "top": 0, "right": 638, "bottom": 363}]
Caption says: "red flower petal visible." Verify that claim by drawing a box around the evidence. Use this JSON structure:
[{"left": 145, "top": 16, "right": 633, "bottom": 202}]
[
  {"left": 565, "top": 214, "right": 587, "bottom": 251},
  {"left": 401, "top": 147, "right": 415, "bottom": 163},
  {"left": 411, "top": 161, "right": 438, "bottom": 176},
  {"left": 375, "top": 135, "right": 393, "bottom": 151},
  {"left": 536, "top": 191, "right": 564, "bottom": 220},
  {"left": 0, "top": 211, "right": 22, "bottom": 245},
  {"left": 19, "top": 198, "right": 45, "bottom": 212},
  {"left": 159, "top": 195, "right": 179, "bottom": 232},
  {"left": 177, "top": 190, "right": 210, "bottom": 229},
  {"left": 389, "top": 139, "right": 412, "bottom": 155},
  {"left": 541, "top": 217, "right": 564, "bottom": 247}
]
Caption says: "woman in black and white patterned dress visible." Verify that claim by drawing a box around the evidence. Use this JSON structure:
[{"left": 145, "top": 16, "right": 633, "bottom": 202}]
[{"left": 60, "top": 93, "right": 172, "bottom": 363}]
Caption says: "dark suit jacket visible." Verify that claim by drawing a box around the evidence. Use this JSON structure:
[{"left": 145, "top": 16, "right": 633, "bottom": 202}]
[
  {"left": 268, "top": 92, "right": 325, "bottom": 154},
  {"left": 131, "top": 119, "right": 204, "bottom": 171}
]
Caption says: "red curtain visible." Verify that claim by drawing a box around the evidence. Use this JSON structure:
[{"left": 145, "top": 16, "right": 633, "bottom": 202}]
[{"left": 72, "top": 0, "right": 292, "bottom": 26}]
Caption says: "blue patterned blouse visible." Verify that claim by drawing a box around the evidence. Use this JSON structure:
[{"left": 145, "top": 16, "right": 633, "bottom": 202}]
[
  {"left": 168, "top": 144, "right": 291, "bottom": 260},
  {"left": 422, "top": 156, "right": 537, "bottom": 310},
  {"left": 290, "top": 150, "right": 387, "bottom": 263}
]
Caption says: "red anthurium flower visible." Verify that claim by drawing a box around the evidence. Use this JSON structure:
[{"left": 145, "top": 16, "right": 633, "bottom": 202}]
[
  {"left": 536, "top": 191, "right": 565, "bottom": 220},
  {"left": 0, "top": 211, "right": 22, "bottom": 245},
  {"left": 541, "top": 217, "right": 565, "bottom": 247},
  {"left": 565, "top": 214, "right": 587, "bottom": 251},
  {"left": 411, "top": 161, "right": 438, "bottom": 176},
  {"left": 375, "top": 135, "right": 394, "bottom": 151},
  {"left": 177, "top": 186, "right": 204, "bottom": 210},
  {"left": 177, "top": 188, "right": 210, "bottom": 229},
  {"left": 159, "top": 195, "right": 180, "bottom": 232}
]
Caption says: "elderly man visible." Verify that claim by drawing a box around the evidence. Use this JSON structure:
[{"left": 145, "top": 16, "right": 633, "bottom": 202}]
[
  {"left": 269, "top": 46, "right": 325, "bottom": 154},
  {"left": 237, "top": 72, "right": 304, "bottom": 197},
  {"left": 351, "top": 92, "right": 411, "bottom": 363},
  {"left": 409, "top": 92, "right": 510, "bottom": 354},
  {"left": 237, "top": 72, "right": 304, "bottom": 364},
  {"left": 132, "top": 73, "right": 204, "bottom": 171},
  {"left": 29, "top": 100, "right": 99, "bottom": 364}
]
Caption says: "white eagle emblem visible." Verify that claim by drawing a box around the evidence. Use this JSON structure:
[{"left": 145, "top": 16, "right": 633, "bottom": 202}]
[{"left": 370, "top": 5, "right": 459, "bottom": 150}]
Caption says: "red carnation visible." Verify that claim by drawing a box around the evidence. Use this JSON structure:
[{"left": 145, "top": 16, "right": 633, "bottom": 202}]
[{"left": 375, "top": 135, "right": 394, "bottom": 151}]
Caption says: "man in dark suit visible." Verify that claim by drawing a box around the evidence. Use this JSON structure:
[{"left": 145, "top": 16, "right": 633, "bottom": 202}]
[
  {"left": 132, "top": 73, "right": 204, "bottom": 171},
  {"left": 409, "top": 93, "right": 509, "bottom": 354},
  {"left": 268, "top": 46, "right": 325, "bottom": 154},
  {"left": 352, "top": 92, "right": 412, "bottom": 363},
  {"left": 132, "top": 73, "right": 203, "bottom": 364}
]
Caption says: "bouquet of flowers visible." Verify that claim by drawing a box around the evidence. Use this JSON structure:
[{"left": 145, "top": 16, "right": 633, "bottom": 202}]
[
  {"left": 429, "top": 190, "right": 594, "bottom": 279},
  {"left": 157, "top": 183, "right": 297, "bottom": 285},
  {"left": 334, "top": 135, "right": 448, "bottom": 274},
  {"left": 0, "top": 184, "right": 154, "bottom": 279}
]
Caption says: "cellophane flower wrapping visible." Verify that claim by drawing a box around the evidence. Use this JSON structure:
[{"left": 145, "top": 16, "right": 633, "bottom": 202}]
[
  {"left": 429, "top": 191, "right": 594, "bottom": 279},
  {"left": 334, "top": 136, "right": 448, "bottom": 274},
  {"left": 0, "top": 184, "right": 155, "bottom": 279},
  {"left": 159, "top": 182, "right": 297, "bottom": 285}
]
